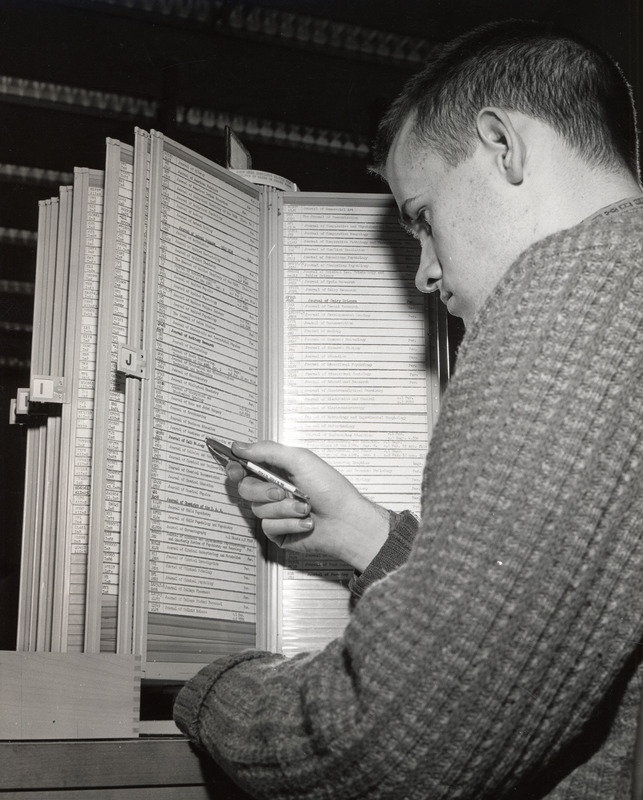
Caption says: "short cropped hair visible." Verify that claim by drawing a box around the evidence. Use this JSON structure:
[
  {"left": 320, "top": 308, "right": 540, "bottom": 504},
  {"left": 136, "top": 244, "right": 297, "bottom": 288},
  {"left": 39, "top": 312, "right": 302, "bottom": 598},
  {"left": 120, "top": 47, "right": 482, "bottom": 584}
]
[{"left": 372, "top": 20, "right": 639, "bottom": 178}]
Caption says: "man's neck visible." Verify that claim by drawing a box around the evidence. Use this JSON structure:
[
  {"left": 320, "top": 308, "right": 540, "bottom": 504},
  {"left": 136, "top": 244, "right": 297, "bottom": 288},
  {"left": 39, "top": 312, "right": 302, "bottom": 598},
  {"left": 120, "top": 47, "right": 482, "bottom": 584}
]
[
  {"left": 533, "top": 165, "right": 642, "bottom": 241},
  {"left": 586, "top": 194, "right": 643, "bottom": 222},
  {"left": 574, "top": 172, "right": 643, "bottom": 217}
]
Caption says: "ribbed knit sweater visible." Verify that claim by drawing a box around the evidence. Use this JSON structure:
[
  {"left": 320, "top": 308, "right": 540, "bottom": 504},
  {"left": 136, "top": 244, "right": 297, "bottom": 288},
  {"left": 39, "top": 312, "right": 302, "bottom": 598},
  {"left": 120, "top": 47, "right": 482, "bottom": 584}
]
[{"left": 174, "top": 201, "right": 643, "bottom": 799}]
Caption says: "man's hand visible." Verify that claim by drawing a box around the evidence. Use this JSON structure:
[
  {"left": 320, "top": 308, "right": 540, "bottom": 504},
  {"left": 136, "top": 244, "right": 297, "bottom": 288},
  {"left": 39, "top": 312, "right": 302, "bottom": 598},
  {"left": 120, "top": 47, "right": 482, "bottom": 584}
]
[{"left": 226, "top": 441, "right": 389, "bottom": 572}]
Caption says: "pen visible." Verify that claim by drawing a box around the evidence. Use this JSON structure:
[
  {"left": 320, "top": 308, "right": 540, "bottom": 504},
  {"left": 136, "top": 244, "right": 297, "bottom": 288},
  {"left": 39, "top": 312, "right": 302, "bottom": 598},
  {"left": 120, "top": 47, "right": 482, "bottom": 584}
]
[{"left": 205, "top": 437, "right": 310, "bottom": 502}]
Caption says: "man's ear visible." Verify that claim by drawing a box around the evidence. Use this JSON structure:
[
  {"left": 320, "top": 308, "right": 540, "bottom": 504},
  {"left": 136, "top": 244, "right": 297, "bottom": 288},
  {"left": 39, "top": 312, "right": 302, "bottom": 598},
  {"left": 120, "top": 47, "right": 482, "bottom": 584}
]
[{"left": 476, "top": 107, "right": 525, "bottom": 185}]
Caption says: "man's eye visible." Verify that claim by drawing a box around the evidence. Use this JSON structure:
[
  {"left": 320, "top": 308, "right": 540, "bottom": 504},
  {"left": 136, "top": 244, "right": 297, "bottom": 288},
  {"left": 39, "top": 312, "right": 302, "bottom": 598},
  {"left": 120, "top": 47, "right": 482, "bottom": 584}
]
[
  {"left": 401, "top": 216, "right": 431, "bottom": 241},
  {"left": 402, "top": 223, "right": 420, "bottom": 241}
]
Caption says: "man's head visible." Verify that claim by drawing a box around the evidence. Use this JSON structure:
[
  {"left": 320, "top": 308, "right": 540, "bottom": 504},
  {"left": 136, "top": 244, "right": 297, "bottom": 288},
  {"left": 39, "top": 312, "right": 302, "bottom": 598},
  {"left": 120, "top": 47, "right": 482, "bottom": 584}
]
[
  {"left": 374, "top": 19, "right": 639, "bottom": 178},
  {"left": 375, "top": 20, "right": 641, "bottom": 326}
]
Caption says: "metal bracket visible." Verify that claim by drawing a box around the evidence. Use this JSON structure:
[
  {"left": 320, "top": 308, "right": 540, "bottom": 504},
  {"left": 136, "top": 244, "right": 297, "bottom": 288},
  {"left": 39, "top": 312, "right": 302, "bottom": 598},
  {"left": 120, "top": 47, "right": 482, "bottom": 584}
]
[
  {"left": 30, "top": 375, "right": 68, "bottom": 404},
  {"left": 118, "top": 345, "right": 147, "bottom": 379},
  {"left": 9, "top": 389, "right": 30, "bottom": 424}
]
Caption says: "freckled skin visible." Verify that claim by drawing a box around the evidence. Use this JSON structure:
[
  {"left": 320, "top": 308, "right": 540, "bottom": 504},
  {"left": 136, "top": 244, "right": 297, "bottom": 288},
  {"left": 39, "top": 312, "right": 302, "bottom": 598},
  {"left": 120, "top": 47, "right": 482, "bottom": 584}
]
[
  {"left": 383, "top": 111, "right": 632, "bottom": 328},
  {"left": 386, "top": 132, "right": 532, "bottom": 326}
]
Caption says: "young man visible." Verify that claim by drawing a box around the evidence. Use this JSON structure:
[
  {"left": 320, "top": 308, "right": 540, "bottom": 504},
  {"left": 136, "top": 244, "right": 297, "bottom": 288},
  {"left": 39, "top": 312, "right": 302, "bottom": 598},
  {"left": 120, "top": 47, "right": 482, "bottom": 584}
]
[{"left": 175, "top": 20, "right": 643, "bottom": 799}]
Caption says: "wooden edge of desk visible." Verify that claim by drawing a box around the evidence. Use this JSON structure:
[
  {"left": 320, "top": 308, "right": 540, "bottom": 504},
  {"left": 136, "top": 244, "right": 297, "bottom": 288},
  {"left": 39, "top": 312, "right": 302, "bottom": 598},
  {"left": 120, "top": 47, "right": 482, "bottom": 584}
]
[{"left": 0, "top": 737, "right": 206, "bottom": 790}]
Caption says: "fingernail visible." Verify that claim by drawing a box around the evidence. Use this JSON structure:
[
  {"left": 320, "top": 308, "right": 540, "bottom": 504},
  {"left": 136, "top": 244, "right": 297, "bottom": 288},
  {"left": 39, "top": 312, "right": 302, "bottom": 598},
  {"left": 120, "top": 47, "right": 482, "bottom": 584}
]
[
  {"left": 232, "top": 441, "right": 250, "bottom": 451},
  {"left": 267, "top": 487, "right": 285, "bottom": 500},
  {"left": 294, "top": 502, "right": 309, "bottom": 515},
  {"left": 299, "top": 517, "right": 314, "bottom": 529}
]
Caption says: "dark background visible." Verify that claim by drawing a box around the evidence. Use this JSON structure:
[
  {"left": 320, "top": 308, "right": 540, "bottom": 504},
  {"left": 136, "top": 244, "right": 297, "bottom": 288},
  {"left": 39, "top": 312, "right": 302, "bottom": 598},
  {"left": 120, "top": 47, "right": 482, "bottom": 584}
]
[{"left": 0, "top": 0, "right": 641, "bottom": 650}]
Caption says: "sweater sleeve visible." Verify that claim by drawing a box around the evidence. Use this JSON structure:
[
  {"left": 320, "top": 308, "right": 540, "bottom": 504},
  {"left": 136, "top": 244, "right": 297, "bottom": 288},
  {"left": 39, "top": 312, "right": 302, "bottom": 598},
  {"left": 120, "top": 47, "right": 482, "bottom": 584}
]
[
  {"left": 174, "top": 220, "right": 643, "bottom": 800},
  {"left": 348, "top": 509, "right": 419, "bottom": 598}
]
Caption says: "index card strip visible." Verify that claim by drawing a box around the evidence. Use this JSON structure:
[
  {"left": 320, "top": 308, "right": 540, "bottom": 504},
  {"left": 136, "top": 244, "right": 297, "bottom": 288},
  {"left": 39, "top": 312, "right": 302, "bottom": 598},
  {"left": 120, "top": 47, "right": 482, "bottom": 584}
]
[
  {"left": 278, "top": 194, "right": 441, "bottom": 657},
  {"left": 38, "top": 186, "right": 74, "bottom": 651},
  {"left": 51, "top": 170, "right": 105, "bottom": 651},
  {"left": 138, "top": 133, "right": 262, "bottom": 675},
  {"left": 84, "top": 140, "right": 135, "bottom": 654},
  {"left": 53, "top": 169, "right": 106, "bottom": 652},
  {"left": 16, "top": 200, "right": 54, "bottom": 651},
  {"left": 253, "top": 186, "right": 282, "bottom": 653},
  {"left": 129, "top": 128, "right": 152, "bottom": 660},
  {"left": 51, "top": 185, "right": 79, "bottom": 650},
  {"left": 34, "top": 198, "right": 63, "bottom": 651}
]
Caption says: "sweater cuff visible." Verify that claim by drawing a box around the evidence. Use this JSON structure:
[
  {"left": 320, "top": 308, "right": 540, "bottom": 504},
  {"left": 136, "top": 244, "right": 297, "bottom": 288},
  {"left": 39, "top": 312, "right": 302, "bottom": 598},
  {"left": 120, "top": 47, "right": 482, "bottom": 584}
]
[
  {"left": 348, "top": 509, "right": 419, "bottom": 598},
  {"left": 173, "top": 650, "right": 270, "bottom": 745}
]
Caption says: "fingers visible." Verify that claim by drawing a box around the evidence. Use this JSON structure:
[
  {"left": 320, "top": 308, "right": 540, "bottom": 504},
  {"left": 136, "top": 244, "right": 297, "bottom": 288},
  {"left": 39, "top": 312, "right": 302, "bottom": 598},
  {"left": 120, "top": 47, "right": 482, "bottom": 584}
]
[
  {"left": 262, "top": 517, "right": 314, "bottom": 542},
  {"left": 225, "top": 460, "right": 246, "bottom": 484},
  {"left": 228, "top": 471, "right": 286, "bottom": 503},
  {"left": 226, "top": 464, "right": 311, "bottom": 519},
  {"left": 220, "top": 439, "right": 337, "bottom": 553},
  {"left": 253, "top": 496, "right": 310, "bottom": 519},
  {"left": 225, "top": 442, "right": 305, "bottom": 500},
  {"left": 233, "top": 471, "right": 315, "bottom": 548},
  {"left": 226, "top": 463, "right": 286, "bottom": 502},
  {"left": 247, "top": 487, "right": 310, "bottom": 523}
]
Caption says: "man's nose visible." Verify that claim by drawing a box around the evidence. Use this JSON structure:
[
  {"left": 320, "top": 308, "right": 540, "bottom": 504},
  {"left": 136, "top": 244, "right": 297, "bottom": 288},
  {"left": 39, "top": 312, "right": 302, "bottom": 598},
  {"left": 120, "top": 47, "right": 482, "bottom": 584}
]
[{"left": 415, "top": 238, "right": 442, "bottom": 293}]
